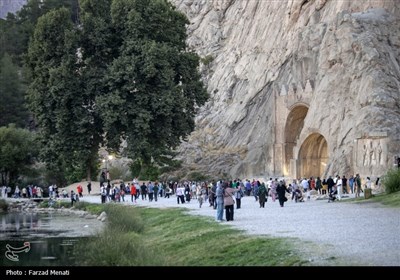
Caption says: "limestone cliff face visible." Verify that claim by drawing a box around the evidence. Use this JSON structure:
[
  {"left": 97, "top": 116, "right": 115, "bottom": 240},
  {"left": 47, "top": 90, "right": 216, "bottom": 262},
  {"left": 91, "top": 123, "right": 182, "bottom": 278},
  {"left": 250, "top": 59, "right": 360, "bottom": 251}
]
[{"left": 172, "top": 0, "right": 400, "bottom": 180}]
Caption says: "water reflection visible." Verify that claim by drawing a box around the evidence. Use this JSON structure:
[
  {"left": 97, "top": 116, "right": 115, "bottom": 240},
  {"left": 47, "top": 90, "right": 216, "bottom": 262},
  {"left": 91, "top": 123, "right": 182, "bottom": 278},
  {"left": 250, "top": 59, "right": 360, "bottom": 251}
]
[
  {"left": 1, "top": 213, "right": 41, "bottom": 237},
  {"left": 0, "top": 212, "right": 96, "bottom": 266},
  {"left": 0, "top": 238, "right": 81, "bottom": 266}
]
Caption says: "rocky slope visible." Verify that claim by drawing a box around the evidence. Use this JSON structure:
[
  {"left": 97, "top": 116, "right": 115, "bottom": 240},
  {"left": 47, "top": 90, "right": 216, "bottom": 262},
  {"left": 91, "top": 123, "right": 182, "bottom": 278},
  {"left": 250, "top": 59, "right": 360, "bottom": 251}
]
[{"left": 172, "top": 0, "right": 400, "bottom": 180}]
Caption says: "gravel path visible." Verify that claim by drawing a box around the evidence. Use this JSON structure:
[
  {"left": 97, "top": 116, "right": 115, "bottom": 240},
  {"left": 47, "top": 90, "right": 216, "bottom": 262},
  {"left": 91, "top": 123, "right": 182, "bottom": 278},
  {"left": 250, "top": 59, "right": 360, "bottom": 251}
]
[{"left": 81, "top": 194, "right": 400, "bottom": 266}]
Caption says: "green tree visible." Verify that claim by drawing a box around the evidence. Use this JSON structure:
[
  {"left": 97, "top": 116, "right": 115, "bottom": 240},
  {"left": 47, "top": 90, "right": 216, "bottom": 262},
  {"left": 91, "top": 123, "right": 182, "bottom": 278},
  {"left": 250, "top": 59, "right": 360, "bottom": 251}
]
[
  {"left": 26, "top": 8, "right": 84, "bottom": 184},
  {"left": 26, "top": 0, "right": 208, "bottom": 183},
  {"left": 0, "top": 0, "right": 79, "bottom": 66},
  {"left": 99, "top": 0, "right": 208, "bottom": 164},
  {"left": 0, "top": 53, "right": 29, "bottom": 127},
  {"left": 77, "top": 0, "right": 116, "bottom": 180},
  {"left": 0, "top": 124, "right": 39, "bottom": 186}
]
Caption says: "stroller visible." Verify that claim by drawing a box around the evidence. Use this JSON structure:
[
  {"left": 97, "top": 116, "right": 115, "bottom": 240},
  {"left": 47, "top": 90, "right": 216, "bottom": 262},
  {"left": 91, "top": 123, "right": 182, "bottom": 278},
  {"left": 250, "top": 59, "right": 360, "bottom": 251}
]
[
  {"left": 328, "top": 186, "right": 337, "bottom": 202},
  {"left": 294, "top": 189, "right": 304, "bottom": 202}
]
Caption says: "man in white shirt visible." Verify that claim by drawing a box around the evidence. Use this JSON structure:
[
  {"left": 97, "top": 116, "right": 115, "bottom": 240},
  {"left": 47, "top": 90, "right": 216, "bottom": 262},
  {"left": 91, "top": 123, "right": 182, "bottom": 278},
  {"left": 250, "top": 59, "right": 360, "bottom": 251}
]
[{"left": 336, "top": 175, "right": 342, "bottom": 201}]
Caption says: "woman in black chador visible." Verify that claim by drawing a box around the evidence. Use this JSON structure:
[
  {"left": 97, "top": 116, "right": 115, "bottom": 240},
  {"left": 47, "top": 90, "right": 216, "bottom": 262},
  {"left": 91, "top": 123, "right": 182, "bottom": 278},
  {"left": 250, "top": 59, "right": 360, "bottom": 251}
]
[{"left": 276, "top": 180, "right": 290, "bottom": 207}]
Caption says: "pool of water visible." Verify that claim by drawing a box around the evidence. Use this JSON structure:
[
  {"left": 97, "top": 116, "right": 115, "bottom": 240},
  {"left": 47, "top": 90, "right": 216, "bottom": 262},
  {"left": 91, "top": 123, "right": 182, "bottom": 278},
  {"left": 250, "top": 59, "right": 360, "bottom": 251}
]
[
  {"left": 0, "top": 237, "right": 81, "bottom": 266},
  {"left": 0, "top": 212, "right": 101, "bottom": 266}
]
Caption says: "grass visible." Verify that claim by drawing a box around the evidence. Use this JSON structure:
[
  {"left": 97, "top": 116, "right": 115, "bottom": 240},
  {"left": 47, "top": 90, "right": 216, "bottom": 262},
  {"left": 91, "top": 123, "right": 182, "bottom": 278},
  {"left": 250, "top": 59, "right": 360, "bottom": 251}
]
[
  {"left": 362, "top": 191, "right": 400, "bottom": 207},
  {"left": 73, "top": 201, "right": 104, "bottom": 215},
  {"left": 39, "top": 199, "right": 71, "bottom": 209},
  {"left": 38, "top": 199, "right": 103, "bottom": 214},
  {"left": 74, "top": 204, "right": 308, "bottom": 266},
  {"left": 348, "top": 191, "right": 400, "bottom": 207},
  {"left": 139, "top": 207, "right": 306, "bottom": 266}
]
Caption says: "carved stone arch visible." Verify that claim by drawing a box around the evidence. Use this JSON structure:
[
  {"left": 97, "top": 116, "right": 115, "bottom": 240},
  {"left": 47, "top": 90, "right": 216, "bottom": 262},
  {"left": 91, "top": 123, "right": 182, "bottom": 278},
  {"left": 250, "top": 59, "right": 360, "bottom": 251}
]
[
  {"left": 284, "top": 104, "right": 309, "bottom": 176},
  {"left": 298, "top": 133, "right": 328, "bottom": 178}
]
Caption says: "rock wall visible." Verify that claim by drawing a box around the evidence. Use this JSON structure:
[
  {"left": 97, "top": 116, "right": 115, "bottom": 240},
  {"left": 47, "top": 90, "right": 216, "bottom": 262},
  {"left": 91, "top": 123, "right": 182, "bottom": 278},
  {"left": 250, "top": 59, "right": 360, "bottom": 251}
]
[{"left": 172, "top": 0, "right": 400, "bottom": 180}]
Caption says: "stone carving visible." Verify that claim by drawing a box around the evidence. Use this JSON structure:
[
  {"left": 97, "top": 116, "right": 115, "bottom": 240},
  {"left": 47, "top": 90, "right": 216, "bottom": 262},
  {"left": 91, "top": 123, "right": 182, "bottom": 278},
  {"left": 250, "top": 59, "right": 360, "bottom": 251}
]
[
  {"left": 283, "top": 80, "right": 314, "bottom": 109},
  {"left": 360, "top": 139, "right": 386, "bottom": 167}
]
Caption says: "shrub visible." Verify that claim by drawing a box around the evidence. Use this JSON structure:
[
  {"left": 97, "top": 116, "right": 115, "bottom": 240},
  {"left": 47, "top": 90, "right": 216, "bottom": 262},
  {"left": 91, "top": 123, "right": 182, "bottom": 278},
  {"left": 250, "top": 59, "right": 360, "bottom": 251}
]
[
  {"left": 186, "top": 171, "right": 209, "bottom": 182},
  {"left": 200, "top": 55, "right": 214, "bottom": 66},
  {"left": 382, "top": 168, "right": 400, "bottom": 194},
  {"left": 0, "top": 199, "right": 7, "bottom": 211},
  {"left": 74, "top": 229, "right": 162, "bottom": 266},
  {"left": 104, "top": 204, "right": 144, "bottom": 233}
]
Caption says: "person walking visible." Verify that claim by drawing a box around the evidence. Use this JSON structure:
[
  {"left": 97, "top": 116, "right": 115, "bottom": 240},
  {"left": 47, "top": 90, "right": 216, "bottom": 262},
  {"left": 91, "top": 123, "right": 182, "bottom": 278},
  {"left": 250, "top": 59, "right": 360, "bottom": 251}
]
[
  {"left": 87, "top": 181, "right": 92, "bottom": 195},
  {"left": 336, "top": 175, "right": 343, "bottom": 201},
  {"left": 215, "top": 181, "right": 224, "bottom": 222},
  {"left": 223, "top": 182, "right": 236, "bottom": 221},
  {"left": 130, "top": 183, "right": 137, "bottom": 203},
  {"left": 355, "top": 174, "right": 362, "bottom": 198},
  {"left": 276, "top": 180, "right": 290, "bottom": 207},
  {"left": 257, "top": 182, "right": 268, "bottom": 208},
  {"left": 235, "top": 186, "right": 244, "bottom": 209}
]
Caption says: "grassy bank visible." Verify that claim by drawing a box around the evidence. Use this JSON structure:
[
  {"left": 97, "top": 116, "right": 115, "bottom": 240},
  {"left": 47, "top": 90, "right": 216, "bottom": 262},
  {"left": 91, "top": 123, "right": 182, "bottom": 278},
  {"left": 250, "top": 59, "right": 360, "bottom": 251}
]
[
  {"left": 350, "top": 191, "right": 400, "bottom": 207},
  {"left": 74, "top": 204, "right": 308, "bottom": 266},
  {"left": 39, "top": 199, "right": 104, "bottom": 214}
]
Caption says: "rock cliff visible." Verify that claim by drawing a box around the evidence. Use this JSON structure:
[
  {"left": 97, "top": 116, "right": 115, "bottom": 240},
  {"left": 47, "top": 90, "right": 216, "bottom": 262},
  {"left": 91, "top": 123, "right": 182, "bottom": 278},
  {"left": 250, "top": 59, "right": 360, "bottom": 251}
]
[{"left": 172, "top": 0, "right": 400, "bottom": 180}]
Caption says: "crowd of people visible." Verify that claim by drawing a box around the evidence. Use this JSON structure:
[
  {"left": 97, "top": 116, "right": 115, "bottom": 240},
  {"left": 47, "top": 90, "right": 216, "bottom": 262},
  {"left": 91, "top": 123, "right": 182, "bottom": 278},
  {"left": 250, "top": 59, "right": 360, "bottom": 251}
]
[{"left": 1, "top": 173, "right": 377, "bottom": 222}]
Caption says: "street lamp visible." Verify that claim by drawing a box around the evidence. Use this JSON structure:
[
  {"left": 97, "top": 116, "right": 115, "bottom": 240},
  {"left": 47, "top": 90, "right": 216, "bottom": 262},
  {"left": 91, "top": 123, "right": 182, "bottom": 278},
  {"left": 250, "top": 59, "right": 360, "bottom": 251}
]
[{"left": 102, "top": 155, "right": 114, "bottom": 181}]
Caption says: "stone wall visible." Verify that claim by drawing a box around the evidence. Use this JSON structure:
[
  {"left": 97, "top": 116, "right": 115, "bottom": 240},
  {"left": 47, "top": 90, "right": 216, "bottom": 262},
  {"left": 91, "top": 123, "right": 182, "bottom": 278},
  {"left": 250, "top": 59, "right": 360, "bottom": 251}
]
[{"left": 172, "top": 0, "right": 400, "bottom": 180}]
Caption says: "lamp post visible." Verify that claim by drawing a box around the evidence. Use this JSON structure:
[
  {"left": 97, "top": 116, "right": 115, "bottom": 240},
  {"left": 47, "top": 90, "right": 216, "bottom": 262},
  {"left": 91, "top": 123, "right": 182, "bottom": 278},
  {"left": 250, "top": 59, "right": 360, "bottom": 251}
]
[{"left": 102, "top": 155, "right": 114, "bottom": 181}]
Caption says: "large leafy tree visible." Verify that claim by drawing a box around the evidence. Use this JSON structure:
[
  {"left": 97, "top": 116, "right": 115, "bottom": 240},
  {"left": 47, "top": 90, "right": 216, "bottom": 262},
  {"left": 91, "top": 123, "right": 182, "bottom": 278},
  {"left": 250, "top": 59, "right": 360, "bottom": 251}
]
[
  {"left": 0, "top": 125, "right": 38, "bottom": 186},
  {"left": 99, "top": 0, "right": 208, "bottom": 163},
  {"left": 26, "top": 0, "right": 208, "bottom": 182},
  {"left": 26, "top": 8, "right": 86, "bottom": 184},
  {"left": 0, "top": 53, "right": 29, "bottom": 127},
  {"left": 77, "top": 0, "right": 117, "bottom": 180},
  {"left": 0, "top": 0, "right": 79, "bottom": 66}
]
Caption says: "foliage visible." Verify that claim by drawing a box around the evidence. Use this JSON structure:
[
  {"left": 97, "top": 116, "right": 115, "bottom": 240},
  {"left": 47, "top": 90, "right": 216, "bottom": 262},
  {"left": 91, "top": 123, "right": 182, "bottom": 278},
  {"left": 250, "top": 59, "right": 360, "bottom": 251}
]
[
  {"left": 0, "top": 53, "right": 29, "bottom": 128},
  {"left": 0, "top": 199, "right": 7, "bottom": 211},
  {"left": 26, "top": 7, "right": 81, "bottom": 186},
  {"left": 74, "top": 203, "right": 161, "bottom": 266},
  {"left": 73, "top": 201, "right": 103, "bottom": 214},
  {"left": 75, "top": 228, "right": 162, "bottom": 266},
  {"left": 26, "top": 6, "right": 105, "bottom": 185},
  {"left": 382, "top": 168, "right": 400, "bottom": 194},
  {"left": 0, "top": 124, "right": 39, "bottom": 186},
  {"left": 0, "top": 0, "right": 81, "bottom": 132},
  {"left": 129, "top": 159, "right": 142, "bottom": 179},
  {"left": 39, "top": 199, "right": 70, "bottom": 209},
  {"left": 104, "top": 204, "right": 144, "bottom": 233},
  {"left": 38, "top": 199, "right": 105, "bottom": 214},
  {"left": 98, "top": 0, "right": 208, "bottom": 163},
  {"left": 138, "top": 163, "right": 160, "bottom": 181},
  {"left": 129, "top": 159, "right": 160, "bottom": 181},
  {"left": 0, "top": 0, "right": 80, "bottom": 66},
  {"left": 200, "top": 54, "right": 214, "bottom": 66},
  {"left": 185, "top": 171, "right": 209, "bottom": 182},
  {"left": 26, "top": 0, "right": 208, "bottom": 184}
]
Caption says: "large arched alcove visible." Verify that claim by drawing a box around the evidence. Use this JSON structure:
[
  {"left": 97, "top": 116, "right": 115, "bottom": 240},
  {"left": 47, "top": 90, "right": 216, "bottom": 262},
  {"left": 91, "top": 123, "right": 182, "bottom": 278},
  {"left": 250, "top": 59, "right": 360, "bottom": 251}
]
[
  {"left": 284, "top": 105, "right": 308, "bottom": 175},
  {"left": 298, "top": 133, "right": 328, "bottom": 178}
]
